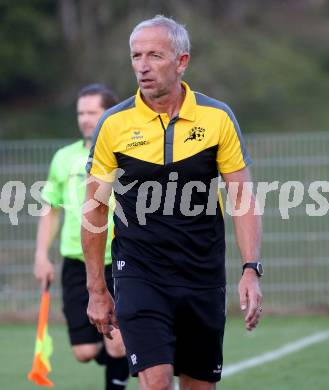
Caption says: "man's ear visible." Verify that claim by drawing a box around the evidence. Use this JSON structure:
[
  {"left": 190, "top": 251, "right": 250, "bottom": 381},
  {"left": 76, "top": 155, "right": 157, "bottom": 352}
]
[{"left": 177, "top": 53, "right": 190, "bottom": 76}]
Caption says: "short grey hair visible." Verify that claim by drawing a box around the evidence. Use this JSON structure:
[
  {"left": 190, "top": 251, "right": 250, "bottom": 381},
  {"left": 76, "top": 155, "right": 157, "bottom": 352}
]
[{"left": 129, "top": 15, "right": 191, "bottom": 56}]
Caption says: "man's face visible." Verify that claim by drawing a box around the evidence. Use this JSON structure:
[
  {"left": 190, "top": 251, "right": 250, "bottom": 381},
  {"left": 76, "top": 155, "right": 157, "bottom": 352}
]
[
  {"left": 77, "top": 94, "right": 105, "bottom": 139},
  {"left": 130, "top": 26, "right": 189, "bottom": 99}
]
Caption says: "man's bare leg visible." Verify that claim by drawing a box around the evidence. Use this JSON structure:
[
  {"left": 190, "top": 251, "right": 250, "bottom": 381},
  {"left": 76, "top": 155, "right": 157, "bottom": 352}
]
[
  {"left": 139, "top": 364, "right": 174, "bottom": 390},
  {"left": 179, "top": 374, "right": 216, "bottom": 390}
]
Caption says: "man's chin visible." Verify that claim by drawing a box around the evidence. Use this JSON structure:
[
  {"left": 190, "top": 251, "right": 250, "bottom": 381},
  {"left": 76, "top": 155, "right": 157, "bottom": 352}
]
[
  {"left": 141, "top": 87, "right": 165, "bottom": 100},
  {"left": 83, "top": 135, "right": 93, "bottom": 142},
  {"left": 140, "top": 85, "right": 153, "bottom": 94}
]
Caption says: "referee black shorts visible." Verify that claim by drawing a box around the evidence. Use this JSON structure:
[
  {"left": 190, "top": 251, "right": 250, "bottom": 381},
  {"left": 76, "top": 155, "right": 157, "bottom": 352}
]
[
  {"left": 61, "top": 257, "right": 114, "bottom": 346},
  {"left": 114, "top": 277, "right": 226, "bottom": 383}
]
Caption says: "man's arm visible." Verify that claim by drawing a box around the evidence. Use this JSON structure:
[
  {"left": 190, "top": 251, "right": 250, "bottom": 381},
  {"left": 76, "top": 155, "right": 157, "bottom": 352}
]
[
  {"left": 81, "top": 176, "right": 117, "bottom": 338},
  {"left": 34, "top": 206, "right": 61, "bottom": 291},
  {"left": 222, "top": 167, "right": 262, "bottom": 331}
]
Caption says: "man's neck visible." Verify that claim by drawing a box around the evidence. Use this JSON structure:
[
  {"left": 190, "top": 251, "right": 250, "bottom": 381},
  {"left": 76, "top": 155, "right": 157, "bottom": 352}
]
[
  {"left": 84, "top": 139, "right": 92, "bottom": 150},
  {"left": 143, "top": 83, "right": 185, "bottom": 119}
]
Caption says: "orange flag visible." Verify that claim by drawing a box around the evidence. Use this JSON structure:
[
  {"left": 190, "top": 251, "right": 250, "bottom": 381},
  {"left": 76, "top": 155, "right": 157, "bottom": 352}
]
[{"left": 28, "top": 286, "right": 54, "bottom": 387}]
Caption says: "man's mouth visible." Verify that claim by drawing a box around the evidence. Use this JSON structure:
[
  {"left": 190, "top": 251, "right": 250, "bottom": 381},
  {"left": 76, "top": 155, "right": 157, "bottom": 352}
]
[{"left": 139, "top": 79, "right": 154, "bottom": 85}]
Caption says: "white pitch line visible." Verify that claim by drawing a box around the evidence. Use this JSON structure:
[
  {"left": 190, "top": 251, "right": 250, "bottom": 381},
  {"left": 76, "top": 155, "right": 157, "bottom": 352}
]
[{"left": 222, "top": 330, "right": 329, "bottom": 377}]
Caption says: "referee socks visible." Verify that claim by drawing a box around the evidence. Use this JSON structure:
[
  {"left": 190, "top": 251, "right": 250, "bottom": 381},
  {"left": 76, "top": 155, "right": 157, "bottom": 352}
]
[{"left": 105, "top": 355, "right": 129, "bottom": 390}]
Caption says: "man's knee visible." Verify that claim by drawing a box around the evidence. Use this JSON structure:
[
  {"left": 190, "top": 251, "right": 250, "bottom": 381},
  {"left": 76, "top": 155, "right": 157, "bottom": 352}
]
[
  {"left": 139, "top": 364, "right": 173, "bottom": 390},
  {"left": 105, "top": 329, "right": 126, "bottom": 358},
  {"left": 72, "top": 343, "right": 101, "bottom": 363},
  {"left": 179, "top": 374, "right": 216, "bottom": 390}
]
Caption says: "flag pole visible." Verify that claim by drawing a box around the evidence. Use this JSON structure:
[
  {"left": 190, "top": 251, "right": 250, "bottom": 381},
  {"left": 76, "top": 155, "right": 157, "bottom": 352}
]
[{"left": 28, "top": 281, "right": 54, "bottom": 387}]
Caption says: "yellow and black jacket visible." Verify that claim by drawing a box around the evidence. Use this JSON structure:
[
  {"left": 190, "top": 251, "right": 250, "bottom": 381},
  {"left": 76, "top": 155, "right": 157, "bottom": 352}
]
[{"left": 87, "top": 82, "right": 251, "bottom": 287}]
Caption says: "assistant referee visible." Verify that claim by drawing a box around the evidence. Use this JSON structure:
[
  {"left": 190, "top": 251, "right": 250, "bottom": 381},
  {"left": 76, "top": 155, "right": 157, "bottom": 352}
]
[{"left": 34, "top": 84, "right": 129, "bottom": 390}]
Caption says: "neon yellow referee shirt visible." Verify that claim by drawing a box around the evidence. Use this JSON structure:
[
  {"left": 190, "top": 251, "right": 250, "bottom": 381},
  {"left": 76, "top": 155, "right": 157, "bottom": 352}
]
[{"left": 43, "top": 140, "right": 113, "bottom": 264}]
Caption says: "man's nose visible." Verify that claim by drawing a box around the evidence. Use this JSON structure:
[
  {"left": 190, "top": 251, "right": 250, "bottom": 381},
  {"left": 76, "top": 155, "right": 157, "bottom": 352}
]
[
  {"left": 80, "top": 114, "right": 90, "bottom": 124},
  {"left": 138, "top": 58, "right": 151, "bottom": 73}
]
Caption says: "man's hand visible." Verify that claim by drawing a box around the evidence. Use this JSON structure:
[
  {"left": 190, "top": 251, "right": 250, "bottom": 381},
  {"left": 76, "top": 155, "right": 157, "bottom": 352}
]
[
  {"left": 87, "top": 289, "right": 119, "bottom": 339},
  {"left": 238, "top": 269, "right": 263, "bottom": 331},
  {"left": 34, "top": 255, "right": 55, "bottom": 291}
]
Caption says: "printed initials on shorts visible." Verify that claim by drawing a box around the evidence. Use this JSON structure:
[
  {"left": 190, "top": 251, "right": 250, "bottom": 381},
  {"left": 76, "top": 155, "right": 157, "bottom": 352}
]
[{"left": 117, "top": 260, "right": 126, "bottom": 270}]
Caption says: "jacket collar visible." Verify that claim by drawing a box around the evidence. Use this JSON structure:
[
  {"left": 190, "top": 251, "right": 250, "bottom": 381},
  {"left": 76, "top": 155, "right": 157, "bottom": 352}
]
[{"left": 135, "top": 81, "right": 196, "bottom": 123}]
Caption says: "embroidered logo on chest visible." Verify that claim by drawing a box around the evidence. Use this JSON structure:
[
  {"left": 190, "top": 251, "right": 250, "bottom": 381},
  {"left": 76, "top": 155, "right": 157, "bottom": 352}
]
[{"left": 184, "top": 126, "right": 206, "bottom": 142}]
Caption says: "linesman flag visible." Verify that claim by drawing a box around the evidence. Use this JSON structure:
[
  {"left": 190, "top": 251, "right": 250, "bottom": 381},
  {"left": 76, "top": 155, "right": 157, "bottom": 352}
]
[{"left": 28, "top": 284, "right": 54, "bottom": 387}]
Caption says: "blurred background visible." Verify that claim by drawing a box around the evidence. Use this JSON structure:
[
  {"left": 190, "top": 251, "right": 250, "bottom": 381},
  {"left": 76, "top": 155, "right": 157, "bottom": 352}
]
[
  {"left": 1, "top": 0, "right": 329, "bottom": 139},
  {"left": 0, "top": 1, "right": 329, "bottom": 389}
]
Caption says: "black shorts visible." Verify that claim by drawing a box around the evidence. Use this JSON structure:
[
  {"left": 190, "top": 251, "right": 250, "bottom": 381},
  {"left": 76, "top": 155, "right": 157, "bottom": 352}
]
[
  {"left": 114, "top": 277, "right": 226, "bottom": 383},
  {"left": 61, "top": 258, "right": 114, "bottom": 345}
]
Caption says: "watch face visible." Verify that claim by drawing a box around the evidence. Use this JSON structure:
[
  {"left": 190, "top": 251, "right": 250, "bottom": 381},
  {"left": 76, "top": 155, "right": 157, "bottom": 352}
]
[{"left": 257, "top": 262, "right": 264, "bottom": 276}]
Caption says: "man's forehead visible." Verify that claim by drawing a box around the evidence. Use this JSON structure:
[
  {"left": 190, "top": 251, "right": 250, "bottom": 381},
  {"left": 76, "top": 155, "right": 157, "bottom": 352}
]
[
  {"left": 131, "top": 26, "right": 171, "bottom": 46},
  {"left": 77, "top": 94, "right": 103, "bottom": 109}
]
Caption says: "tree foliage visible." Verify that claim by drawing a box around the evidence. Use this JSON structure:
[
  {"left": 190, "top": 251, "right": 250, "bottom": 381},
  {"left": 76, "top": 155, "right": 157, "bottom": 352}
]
[
  {"left": 0, "top": 0, "right": 66, "bottom": 100},
  {"left": 1, "top": 0, "right": 329, "bottom": 138}
]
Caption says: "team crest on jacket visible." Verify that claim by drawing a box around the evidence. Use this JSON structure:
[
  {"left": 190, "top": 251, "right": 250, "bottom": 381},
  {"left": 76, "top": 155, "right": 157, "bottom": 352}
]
[{"left": 184, "top": 126, "right": 206, "bottom": 142}]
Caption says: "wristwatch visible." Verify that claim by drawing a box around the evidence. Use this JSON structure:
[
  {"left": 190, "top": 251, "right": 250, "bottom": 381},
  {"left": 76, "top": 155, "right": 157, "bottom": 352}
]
[{"left": 242, "top": 262, "right": 264, "bottom": 277}]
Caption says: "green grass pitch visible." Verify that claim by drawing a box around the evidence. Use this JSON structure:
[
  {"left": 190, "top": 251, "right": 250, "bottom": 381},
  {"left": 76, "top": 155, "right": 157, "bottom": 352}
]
[{"left": 0, "top": 315, "right": 328, "bottom": 389}]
